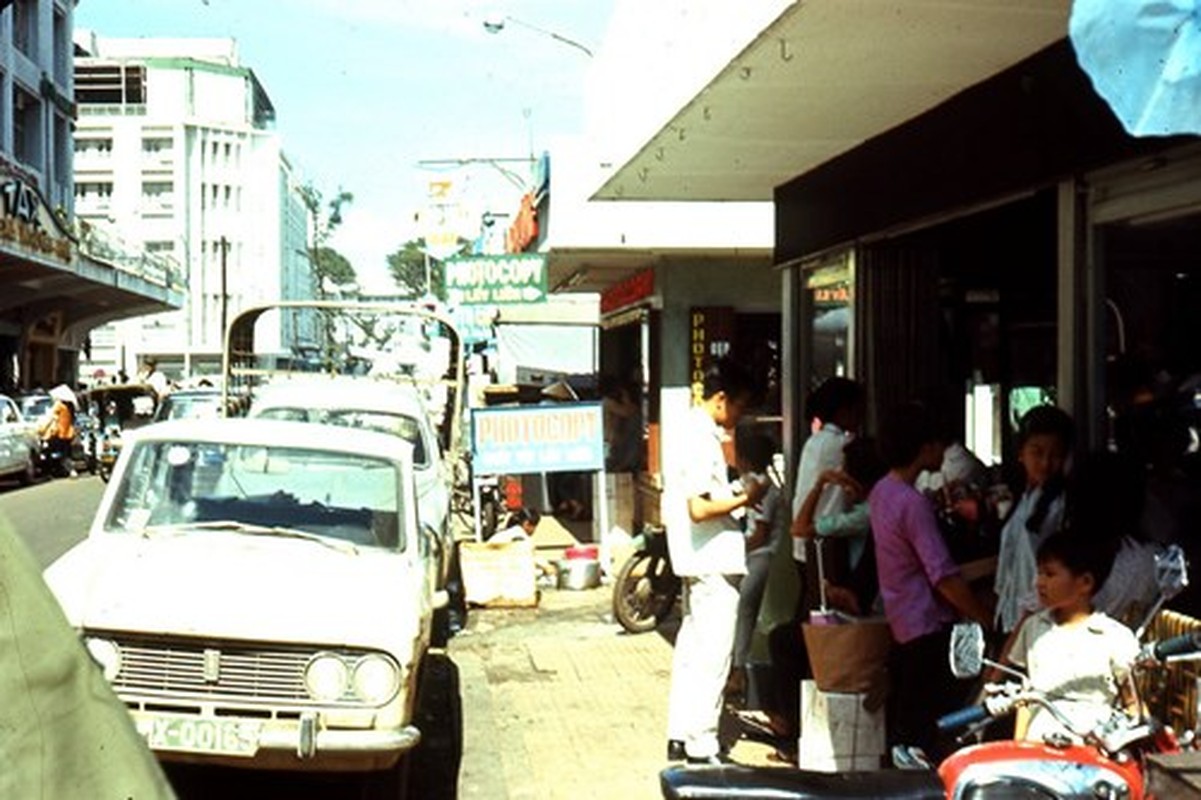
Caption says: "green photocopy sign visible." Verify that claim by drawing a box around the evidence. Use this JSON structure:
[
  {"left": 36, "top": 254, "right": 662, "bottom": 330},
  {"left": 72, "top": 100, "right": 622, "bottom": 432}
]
[{"left": 445, "top": 254, "right": 547, "bottom": 305}]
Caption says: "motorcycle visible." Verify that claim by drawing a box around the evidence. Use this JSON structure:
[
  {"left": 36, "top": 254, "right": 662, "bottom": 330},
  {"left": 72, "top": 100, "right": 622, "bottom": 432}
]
[
  {"left": 661, "top": 546, "right": 1193, "bottom": 799},
  {"left": 612, "top": 524, "right": 680, "bottom": 634}
]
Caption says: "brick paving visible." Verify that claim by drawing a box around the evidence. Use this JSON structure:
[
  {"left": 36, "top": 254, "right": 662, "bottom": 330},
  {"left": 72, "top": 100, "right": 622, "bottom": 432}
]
[{"left": 450, "top": 582, "right": 777, "bottom": 799}]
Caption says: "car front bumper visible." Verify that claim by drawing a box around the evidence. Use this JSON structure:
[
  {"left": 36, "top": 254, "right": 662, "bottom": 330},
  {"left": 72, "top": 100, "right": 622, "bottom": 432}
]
[{"left": 132, "top": 709, "right": 421, "bottom": 770}]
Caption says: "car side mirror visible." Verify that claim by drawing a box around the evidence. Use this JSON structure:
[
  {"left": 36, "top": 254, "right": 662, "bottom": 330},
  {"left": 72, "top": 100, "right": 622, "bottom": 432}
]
[{"left": 949, "top": 622, "right": 985, "bottom": 678}]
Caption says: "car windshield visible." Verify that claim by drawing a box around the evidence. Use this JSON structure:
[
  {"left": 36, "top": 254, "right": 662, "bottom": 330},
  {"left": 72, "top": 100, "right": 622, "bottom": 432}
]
[
  {"left": 105, "top": 439, "right": 404, "bottom": 551},
  {"left": 254, "top": 407, "right": 427, "bottom": 465},
  {"left": 156, "top": 393, "right": 222, "bottom": 422},
  {"left": 19, "top": 395, "right": 51, "bottom": 421}
]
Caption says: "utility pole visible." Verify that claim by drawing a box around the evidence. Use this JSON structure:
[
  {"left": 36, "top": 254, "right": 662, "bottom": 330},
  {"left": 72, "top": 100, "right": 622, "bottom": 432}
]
[{"left": 219, "top": 236, "right": 230, "bottom": 345}]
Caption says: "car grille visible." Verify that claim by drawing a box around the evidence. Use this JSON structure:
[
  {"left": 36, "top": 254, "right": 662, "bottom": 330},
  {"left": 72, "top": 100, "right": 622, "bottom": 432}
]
[{"left": 105, "top": 635, "right": 372, "bottom": 707}]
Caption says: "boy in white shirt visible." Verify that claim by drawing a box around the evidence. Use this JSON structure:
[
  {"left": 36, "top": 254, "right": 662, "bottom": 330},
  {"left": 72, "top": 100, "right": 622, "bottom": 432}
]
[{"left": 1007, "top": 531, "right": 1139, "bottom": 743}]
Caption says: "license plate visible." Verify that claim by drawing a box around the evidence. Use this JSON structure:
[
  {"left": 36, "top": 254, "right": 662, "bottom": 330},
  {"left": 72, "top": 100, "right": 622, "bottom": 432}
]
[{"left": 136, "top": 714, "right": 262, "bottom": 757}]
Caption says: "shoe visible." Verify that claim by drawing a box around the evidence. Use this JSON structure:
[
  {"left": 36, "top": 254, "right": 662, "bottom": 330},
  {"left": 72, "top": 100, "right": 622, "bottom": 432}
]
[
  {"left": 666, "top": 739, "right": 686, "bottom": 761},
  {"left": 685, "top": 752, "right": 736, "bottom": 766}
]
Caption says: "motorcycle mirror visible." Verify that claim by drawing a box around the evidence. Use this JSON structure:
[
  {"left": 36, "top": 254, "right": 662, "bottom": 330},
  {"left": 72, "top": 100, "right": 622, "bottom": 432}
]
[
  {"left": 1156, "top": 544, "right": 1188, "bottom": 600},
  {"left": 949, "top": 621, "right": 985, "bottom": 679}
]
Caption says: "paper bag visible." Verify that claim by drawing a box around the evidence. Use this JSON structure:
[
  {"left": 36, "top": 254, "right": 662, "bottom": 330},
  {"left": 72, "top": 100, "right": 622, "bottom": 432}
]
[{"left": 802, "top": 617, "right": 893, "bottom": 694}]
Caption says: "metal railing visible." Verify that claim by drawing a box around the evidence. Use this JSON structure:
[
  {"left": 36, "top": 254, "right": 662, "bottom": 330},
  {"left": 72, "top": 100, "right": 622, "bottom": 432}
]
[{"left": 75, "top": 217, "right": 186, "bottom": 293}]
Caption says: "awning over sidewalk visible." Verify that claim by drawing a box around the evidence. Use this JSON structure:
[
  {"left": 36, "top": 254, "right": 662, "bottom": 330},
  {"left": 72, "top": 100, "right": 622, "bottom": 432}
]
[{"left": 593, "top": 0, "right": 1071, "bottom": 202}]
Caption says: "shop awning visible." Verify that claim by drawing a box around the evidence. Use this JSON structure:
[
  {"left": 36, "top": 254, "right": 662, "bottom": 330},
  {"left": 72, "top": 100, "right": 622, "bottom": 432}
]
[{"left": 593, "top": 0, "right": 1071, "bottom": 202}]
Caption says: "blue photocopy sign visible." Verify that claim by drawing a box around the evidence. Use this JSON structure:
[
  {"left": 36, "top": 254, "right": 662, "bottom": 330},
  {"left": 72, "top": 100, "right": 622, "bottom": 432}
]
[{"left": 471, "top": 403, "right": 603, "bottom": 475}]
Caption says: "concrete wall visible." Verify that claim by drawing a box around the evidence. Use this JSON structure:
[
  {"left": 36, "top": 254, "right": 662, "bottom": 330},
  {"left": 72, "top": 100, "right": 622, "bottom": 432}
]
[{"left": 657, "top": 256, "right": 778, "bottom": 388}]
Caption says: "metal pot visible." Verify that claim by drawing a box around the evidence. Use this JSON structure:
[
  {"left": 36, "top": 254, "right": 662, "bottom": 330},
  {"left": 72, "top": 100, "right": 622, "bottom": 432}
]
[{"left": 556, "top": 558, "right": 601, "bottom": 590}]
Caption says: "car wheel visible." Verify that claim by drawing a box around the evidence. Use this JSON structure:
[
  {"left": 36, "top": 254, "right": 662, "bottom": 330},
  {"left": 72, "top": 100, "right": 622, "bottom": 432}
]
[
  {"left": 360, "top": 754, "right": 409, "bottom": 800},
  {"left": 406, "top": 652, "right": 462, "bottom": 800},
  {"left": 18, "top": 452, "right": 35, "bottom": 486}
]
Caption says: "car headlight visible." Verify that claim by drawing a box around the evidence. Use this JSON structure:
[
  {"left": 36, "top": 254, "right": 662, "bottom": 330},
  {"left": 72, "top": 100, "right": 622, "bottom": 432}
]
[
  {"left": 352, "top": 654, "right": 400, "bottom": 704},
  {"left": 84, "top": 637, "right": 122, "bottom": 681},
  {"left": 304, "top": 653, "right": 350, "bottom": 702}
]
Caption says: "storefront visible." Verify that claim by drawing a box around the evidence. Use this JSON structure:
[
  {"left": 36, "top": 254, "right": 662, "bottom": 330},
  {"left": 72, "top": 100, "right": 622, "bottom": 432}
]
[
  {"left": 594, "top": 256, "right": 780, "bottom": 531},
  {"left": 776, "top": 41, "right": 1200, "bottom": 461}
]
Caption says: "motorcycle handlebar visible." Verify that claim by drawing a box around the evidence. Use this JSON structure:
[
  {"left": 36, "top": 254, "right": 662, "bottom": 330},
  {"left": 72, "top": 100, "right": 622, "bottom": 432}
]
[
  {"left": 937, "top": 704, "right": 989, "bottom": 732},
  {"left": 1150, "top": 632, "right": 1201, "bottom": 662}
]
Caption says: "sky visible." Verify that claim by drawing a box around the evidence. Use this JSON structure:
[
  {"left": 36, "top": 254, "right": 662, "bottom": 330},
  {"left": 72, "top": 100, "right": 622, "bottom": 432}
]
[{"left": 75, "top": 0, "right": 616, "bottom": 290}]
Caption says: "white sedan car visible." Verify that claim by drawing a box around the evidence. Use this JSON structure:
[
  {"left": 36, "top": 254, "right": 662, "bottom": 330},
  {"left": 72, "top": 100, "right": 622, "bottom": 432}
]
[
  {"left": 45, "top": 419, "right": 456, "bottom": 791},
  {"left": 0, "top": 393, "right": 38, "bottom": 484},
  {"left": 246, "top": 378, "right": 457, "bottom": 616}
]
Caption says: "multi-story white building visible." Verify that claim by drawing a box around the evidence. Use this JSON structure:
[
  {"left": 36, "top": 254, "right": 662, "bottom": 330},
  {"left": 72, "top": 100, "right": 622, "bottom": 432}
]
[{"left": 74, "top": 34, "right": 313, "bottom": 380}]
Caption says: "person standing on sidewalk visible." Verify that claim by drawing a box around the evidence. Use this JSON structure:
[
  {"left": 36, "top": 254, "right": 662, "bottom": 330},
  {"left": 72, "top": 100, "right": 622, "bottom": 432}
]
[{"left": 666, "top": 357, "right": 766, "bottom": 764}]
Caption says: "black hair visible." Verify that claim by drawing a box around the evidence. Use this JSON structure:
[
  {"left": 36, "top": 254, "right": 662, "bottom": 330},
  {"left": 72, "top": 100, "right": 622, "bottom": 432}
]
[
  {"left": 843, "top": 436, "right": 887, "bottom": 490},
  {"left": 1036, "top": 530, "right": 1116, "bottom": 595},
  {"left": 700, "top": 356, "right": 756, "bottom": 403},
  {"left": 877, "top": 402, "right": 942, "bottom": 469},
  {"left": 737, "top": 432, "right": 777, "bottom": 473},
  {"left": 1017, "top": 404, "right": 1075, "bottom": 450},
  {"left": 804, "top": 377, "right": 864, "bottom": 425},
  {"left": 1017, "top": 405, "right": 1075, "bottom": 534}
]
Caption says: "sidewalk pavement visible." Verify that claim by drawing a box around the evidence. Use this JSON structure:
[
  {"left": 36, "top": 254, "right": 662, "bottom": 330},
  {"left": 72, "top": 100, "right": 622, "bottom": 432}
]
[{"left": 450, "top": 580, "right": 779, "bottom": 800}]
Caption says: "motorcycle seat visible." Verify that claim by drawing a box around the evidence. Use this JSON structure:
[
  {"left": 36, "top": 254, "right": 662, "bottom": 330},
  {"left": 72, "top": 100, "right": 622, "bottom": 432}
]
[{"left": 659, "top": 765, "right": 945, "bottom": 800}]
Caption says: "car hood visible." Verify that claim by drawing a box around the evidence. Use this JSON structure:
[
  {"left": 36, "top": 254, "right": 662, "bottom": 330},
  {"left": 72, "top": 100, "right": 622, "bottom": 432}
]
[{"left": 45, "top": 533, "right": 424, "bottom": 655}]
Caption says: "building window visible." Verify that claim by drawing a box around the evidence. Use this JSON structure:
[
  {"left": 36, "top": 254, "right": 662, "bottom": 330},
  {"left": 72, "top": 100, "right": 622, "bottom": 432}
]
[
  {"left": 75, "top": 137, "right": 114, "bottom": 154},
  {"left": 145, "top": 241, "right": 175, "bottom": 253},
  {"left": 75, "top": 182, "right": 114, "bottom": 199},
  {"left": 53, "top": 8, "right": 69, "bottom": 83},
  {"left": 76, "top": 64, "right": 146, "bottom": 105},
  {"left": 142, "top": 136, "right": 173, "bottom": 154},
  {"left": 12, "top": 0, "right": 37, "bottom": 59},
  {"left": 12, "top": 86, "right": 42, "bottom": 167},
  {"left": 52, "top": 114, "right": 70, "bottom": 207},
  {"left": 142, "top": 181, "right": 173, "bottom": 197}
]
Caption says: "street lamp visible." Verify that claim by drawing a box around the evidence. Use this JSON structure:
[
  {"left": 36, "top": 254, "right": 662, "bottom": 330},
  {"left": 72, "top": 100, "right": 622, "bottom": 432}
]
[{"left": 482, "top": 14, "right": 594, "bottom": 58}]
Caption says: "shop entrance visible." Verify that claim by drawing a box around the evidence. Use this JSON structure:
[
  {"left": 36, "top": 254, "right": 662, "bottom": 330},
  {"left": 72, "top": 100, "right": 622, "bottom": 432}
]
[{"left": 858, "top": 191, "right": 1059, "bottom": 466}]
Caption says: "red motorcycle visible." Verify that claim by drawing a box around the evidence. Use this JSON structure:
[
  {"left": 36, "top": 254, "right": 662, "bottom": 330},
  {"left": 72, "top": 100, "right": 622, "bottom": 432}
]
[{"left": 660, "top": 546, "right": 1193, "bottom": 800}]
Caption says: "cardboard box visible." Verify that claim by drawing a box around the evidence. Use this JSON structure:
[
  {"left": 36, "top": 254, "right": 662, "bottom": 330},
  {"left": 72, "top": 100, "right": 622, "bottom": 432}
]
[
  {"left": 459, "top": 540, "right": 538, "bottom": 608},
  {"left": 798, "top": 680, "right": 885, "bottom": 772}
]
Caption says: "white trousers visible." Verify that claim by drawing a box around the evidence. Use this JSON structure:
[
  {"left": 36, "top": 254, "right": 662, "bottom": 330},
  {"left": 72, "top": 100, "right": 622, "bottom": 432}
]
[{"left": 666, "top": 573, "right": 740, "bottom": 758}]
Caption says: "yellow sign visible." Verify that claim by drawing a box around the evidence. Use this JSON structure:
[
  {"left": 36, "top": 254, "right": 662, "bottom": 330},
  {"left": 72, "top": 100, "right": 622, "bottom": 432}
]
[{"left": 0, "top": 174, "right": 72, "bottom": 262}]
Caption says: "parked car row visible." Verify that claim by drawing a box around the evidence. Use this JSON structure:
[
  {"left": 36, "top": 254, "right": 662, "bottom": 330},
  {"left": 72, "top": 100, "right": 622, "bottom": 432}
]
[{"left": 0, "top": 393, "right": 38, "bottom": 484}]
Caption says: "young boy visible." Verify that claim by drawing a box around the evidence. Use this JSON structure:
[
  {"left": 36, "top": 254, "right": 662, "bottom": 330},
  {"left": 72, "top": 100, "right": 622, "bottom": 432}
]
[{"left": 1007, "top": 531, "right": 1140, "bottom": 742}]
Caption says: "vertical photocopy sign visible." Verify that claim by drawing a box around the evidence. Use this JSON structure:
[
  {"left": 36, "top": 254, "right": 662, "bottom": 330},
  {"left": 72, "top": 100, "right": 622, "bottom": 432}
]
[
  {"left": 445, "top": 254, "right": 547, "bottom": 306},
  {"left": 689, "top": 306, "right": 734, "bottom": 405}
]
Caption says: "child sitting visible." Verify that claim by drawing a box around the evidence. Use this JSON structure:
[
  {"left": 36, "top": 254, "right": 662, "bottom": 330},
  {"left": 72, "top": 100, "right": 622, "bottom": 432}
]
[{"left": 1007, "top": 531, "right": 1140, "bottom": 743}]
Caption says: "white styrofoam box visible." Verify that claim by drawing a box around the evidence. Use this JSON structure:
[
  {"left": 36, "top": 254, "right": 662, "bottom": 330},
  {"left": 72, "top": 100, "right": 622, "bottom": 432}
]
[{"left": 798, "top": 679, "right": 885, "bottom": 772}]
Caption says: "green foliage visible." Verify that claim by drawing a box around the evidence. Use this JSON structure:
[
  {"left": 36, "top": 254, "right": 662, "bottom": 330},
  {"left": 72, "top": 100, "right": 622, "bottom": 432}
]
[
  {"left": 387, "top": 239, "right": 431, "bottom": 298},
  {"left": 314, "top": 246, "right": 355, "bottom": 286},
  {"left": 385, "top": 237, "right": 472, "bottom": 300},
  {"left": 298, "top": 183, "right": 355, "bottom": 297}
]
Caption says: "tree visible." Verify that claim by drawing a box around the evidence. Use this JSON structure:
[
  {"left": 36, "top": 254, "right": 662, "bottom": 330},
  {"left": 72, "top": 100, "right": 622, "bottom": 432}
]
[
  {"left": 297, "top": 183, "right": 353, "bottom": 371},
  {"left": 387, "top": 239, "right": 433, "bottom": 298},
  {"left": 386, "top": 237, "right": 471, "bottom": 300},
  {"left": 297, "top": 184, "right": 355, "bottom": 296},
  {"left": 313, "top": 246, "right": 355, "bottom": 287}
]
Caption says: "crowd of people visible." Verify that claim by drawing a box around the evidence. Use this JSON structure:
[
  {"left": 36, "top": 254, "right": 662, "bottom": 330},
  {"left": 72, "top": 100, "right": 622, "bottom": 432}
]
[{"left": 664, "top": 357, "right": 1194, "bottom": 767}]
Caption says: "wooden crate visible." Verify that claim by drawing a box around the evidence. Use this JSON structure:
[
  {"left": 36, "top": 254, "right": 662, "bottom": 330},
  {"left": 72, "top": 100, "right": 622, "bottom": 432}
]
[{"left": 459, "top": 540, "right": 538, "bottom": 608}]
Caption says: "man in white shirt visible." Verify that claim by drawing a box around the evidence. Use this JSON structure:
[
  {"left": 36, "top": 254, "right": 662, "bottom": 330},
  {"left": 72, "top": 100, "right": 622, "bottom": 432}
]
[{"left": 666, "top": 357, "right": 765, "bottom": 764}]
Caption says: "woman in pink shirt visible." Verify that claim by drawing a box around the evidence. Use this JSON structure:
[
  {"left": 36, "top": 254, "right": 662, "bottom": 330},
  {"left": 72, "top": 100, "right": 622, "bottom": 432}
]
[{"left": 869, "top": 402, "right": 991, "bottom": 760}]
